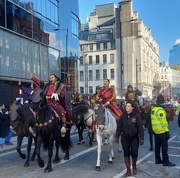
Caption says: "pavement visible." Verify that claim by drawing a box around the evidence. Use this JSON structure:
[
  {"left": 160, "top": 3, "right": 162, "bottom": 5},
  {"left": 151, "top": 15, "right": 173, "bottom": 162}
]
[{"left": 0, "top": 125, "right": 77, "bottom": 154}]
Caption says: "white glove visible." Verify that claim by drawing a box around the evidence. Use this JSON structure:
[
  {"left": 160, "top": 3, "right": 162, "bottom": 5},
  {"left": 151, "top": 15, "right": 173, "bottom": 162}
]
[{"left": 51, "top": 93, "right": 59, "bottom": 101}]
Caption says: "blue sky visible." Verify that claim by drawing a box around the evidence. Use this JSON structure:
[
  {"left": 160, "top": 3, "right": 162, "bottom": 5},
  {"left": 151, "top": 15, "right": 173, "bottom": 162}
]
[{"left": 79, "top": 0, "right": 180, "bottom": 63}]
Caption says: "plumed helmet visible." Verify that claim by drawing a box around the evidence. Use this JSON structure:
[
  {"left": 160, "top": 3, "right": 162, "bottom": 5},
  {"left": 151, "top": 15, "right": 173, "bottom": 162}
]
[
  {"left": 156, "top": 94, "right": 165, "bottom": 105},
  {"left": 127, "top": 84, "right": 133, "bottom": 89}
]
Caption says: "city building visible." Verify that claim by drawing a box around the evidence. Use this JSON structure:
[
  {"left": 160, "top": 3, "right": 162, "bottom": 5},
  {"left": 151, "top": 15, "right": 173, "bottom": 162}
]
[
  {"left": 0, "top": 0, "right": 79, "bottom": 106},
  {"left": 169, "top": 42, "right": 180, "bottom": 66},
  {"left": 79, "top": 3, "right": 117, "bottom": 97},
  {"left": 79, "top": 0, "right": 159, "bottom": 102},
  {"left": 159, "top": 61, "right": 180, "bottom": 100}
]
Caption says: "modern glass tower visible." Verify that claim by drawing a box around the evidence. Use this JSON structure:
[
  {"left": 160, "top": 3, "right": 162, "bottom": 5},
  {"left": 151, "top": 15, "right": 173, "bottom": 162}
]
[
  {"left": 169, "top": 43, "right": 180, "bottom": 66},
  {"left": 0, "top": 0, "right": 79, "bottom": 106}
]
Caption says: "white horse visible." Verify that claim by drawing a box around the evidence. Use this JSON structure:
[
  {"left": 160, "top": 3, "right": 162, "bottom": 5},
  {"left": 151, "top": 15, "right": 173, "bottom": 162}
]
[{"left": 94, "top": 104, "right": 117, "bottom": 170}]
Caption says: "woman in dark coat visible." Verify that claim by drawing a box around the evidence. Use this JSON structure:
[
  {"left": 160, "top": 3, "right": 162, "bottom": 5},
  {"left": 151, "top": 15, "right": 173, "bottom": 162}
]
[{"left": 116, "top": 101, "right": 144, "bottom": 177}]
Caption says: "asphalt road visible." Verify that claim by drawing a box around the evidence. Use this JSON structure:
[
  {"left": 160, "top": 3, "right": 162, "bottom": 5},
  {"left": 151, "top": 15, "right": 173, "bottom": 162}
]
[{"left": 0, "top": 116, "right": 180, "bottom": 178}]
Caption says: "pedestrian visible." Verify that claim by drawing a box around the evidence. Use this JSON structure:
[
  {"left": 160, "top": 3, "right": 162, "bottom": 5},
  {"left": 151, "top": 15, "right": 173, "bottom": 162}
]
[
  {"left": 115, "top": 101, "right": 144, "bottom": 177},
  {"left": 145, "top": 104, "right": 155, "bottom": 151},
  {"left": 125, "top": 84, "right": 142, "bottom": 113},
  {"left": 0, "top": 103, "right": 11, "bottom": 148},
  {"left": 151, "top": 94, "right": 176, "bottom": 166}
]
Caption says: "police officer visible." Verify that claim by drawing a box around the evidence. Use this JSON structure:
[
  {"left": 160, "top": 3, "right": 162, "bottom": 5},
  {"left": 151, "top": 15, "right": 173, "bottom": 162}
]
[{"left": 151, "top": 94, "right": 175, "bottom": 166}]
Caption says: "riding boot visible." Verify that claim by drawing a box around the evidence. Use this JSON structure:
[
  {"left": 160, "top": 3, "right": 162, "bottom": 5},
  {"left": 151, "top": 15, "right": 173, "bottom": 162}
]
[
  {"left": 132, "top": 157, "right": 137, "bottom": 175},
  {"left": 91, "top": 121, "right": 96, "bottom": 132},
  {"left": 124, "top": 157, "right": 131, "bottom": 177}
]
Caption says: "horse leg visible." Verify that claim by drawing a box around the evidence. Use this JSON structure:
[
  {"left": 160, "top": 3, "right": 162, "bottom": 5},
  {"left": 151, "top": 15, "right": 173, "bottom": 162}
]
[
  {"left": 88, "top": 130, "right": 93, "bottom": 147},
  {"left": 44, "top": 139, "right": 54, "bottom": 173},
  {"left": 64, "top": 130, "right": 70, "bottom": 160},
  {"left": 53, "top": 136, "right": 60, "bottom": 164},
  {"left": 24, "top": 135, "right": 33, "bottom": 167},
  {"left": 30, "top": 137, "right": 37, "bottom": 161},
  {"left": 76, "top": 124, "right": 81, "bottom": 144},
  {"left": 108, "top": 135, "right": 114, "bottom": 164},
  {"left": 96, "top": 133, "right": 102, "bottom": 171},
  {"left": 80, "top": 121, "right": 85, "bottom": 144},
  {"left": 16, "top": 135, "right": 26, "bottom": 159},
  {"left": 36, "top": 136, "right": 44, "bottom": 168}
]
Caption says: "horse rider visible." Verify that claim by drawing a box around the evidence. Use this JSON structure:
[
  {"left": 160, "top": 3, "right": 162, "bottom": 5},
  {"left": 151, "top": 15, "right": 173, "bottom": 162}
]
[
  {"left": 91, "top": 85, "right": 102, "bottom": 107},
  {"left": 17, "top": 80, "right": 37, "bottom": 136},
  {"left": 125, "top": 84, "right": 142, "bottom": 113},
  {"left": 95, "top": 79, "right": 123, "bottom": 120},
  {"left": 28, "top": 71, "right": 72, "bottom": 135}
]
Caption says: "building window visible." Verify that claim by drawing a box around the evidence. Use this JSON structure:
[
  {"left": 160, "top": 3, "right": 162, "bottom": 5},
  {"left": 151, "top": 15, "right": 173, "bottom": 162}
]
[
  {"left": 96, "top": 55, "right": 100, "bottom": 64},
  {"left": 89, "top": 70, "right": 93, "bottom": 80},
  {"left": 80, "top": 87, "right": 84, "bottom": 94},
  {"left": 96, "top": 43, "right": 100, "bottom": 50},
  {"left": 103, "top": 54, "right": 107, "bottom": 64},
  {"left": 80, "top": 56, "right": 83, "bottom": 65},
  {"left": 96, "top": 70, "right": 100, "bottom": 80},
  {"left": 103, "top": 42, "right": 107, "bottom": 50},
  {"left": 103, "top": 69, "right": 107, "bottom": 79},
  {"left": 110, "top": 69, "right": 114, "bottom": 79},
  {"left": 111, "top": 41, "right": 115, "bottom": 49},
  {"left": 80, "top": 71, "right": 84, "bottom": 81},
  {"left": 89, "top": 44, "right": 93, "bottom": 51},
  {"left": 161, "top": 75, "right": 163, "bottom": 79},
  {"left": 110, "top": 53, "right": 114, "bottom": 63},
  {"left": 89, "top": 56, "right": 93, "bottom": 64},
  {"left": 89, "top": 86, "right": 93, "bottom": 94}
]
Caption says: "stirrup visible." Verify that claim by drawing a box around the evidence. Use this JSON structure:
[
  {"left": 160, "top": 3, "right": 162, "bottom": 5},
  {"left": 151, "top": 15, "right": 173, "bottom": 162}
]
[{"left": 29, "top": 127, "right": 36, "bottom": 137}]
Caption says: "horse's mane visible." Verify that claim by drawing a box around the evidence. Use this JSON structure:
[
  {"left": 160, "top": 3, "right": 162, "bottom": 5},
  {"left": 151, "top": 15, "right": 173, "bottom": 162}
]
[{"left": 73, "top": 105, "right": 89, "bottom": 116}]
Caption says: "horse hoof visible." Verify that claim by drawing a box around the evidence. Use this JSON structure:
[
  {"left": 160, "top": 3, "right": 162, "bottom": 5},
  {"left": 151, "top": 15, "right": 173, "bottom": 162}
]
[
  {"left": 44, "top": 167, "right": 53, "bottom": 173},
  {"left": 64, "top": 156, "right": 70, "bottom": 160},
  {"left": 81, "top": 140, "right": 85, "bottom": 144},
  {"left": 108, "top": 161, "right": 113, "bottom": 164},
  {"left": 53, "top": 158, "right": 60, "bottom": 164},
  {"left": 95, "top": 166, "right": 101, "bottom": 171},
  {"left": 23, "top": 162, "right": 29, "bottom": 167},
  {"left": 30, "top": 157, "right": 35, "bottom": 161},
  {"left": 77, "top": 142, "right": 81, "bottom": 145},
  {"left": 20, "top": 154, "right": 26, "bottom": 159},
  {"left": 38, "top": 159, "right": 44, "bottom": 168}
]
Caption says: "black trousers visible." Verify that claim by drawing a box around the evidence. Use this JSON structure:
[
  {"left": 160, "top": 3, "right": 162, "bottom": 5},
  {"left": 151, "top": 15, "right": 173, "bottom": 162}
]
[
  {"left": 121, "top": 134, "right": 139, "bottom": 158},
  {"left": 154, "top": 132, "right": 169, "bottom": 163}
]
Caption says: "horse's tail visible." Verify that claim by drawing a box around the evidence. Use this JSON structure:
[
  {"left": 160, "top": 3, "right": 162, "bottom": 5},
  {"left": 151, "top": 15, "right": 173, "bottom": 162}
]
[{"left": 59, "top": 130, "right": 73, "bottom": 152}]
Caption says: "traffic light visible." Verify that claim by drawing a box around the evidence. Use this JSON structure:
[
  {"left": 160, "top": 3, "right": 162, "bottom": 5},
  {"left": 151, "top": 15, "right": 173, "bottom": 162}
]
[{"left": 18, "top": 88, "right": 22, "bottom": 95}]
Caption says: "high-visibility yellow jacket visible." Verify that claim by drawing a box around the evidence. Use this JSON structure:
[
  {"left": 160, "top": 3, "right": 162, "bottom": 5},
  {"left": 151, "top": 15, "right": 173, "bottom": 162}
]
[
  {"left": 151, "top": 106, "right": 169, "bottom": 134},
  {"left": 177, "top": 104, "right": 180, "bottom": 112}
]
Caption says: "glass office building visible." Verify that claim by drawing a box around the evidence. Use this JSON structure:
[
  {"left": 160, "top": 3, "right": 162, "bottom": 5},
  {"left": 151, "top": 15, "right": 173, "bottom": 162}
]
[
  {"left": 0, "top": 0, "right": 79, "bottom": 106},
  {"left": 169, "top": 43, "right": 180, "bottom": 66}
]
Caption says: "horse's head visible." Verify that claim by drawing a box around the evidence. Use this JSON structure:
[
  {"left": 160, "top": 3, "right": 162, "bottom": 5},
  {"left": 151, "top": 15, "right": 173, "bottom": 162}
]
[
  {"left": 31, "top": 86, "right": 45, "bottom": 111},
  {"left": 10, "top": 100, "right": 29, "bottom": 127},
  {"left": 72, "top": 104, "right": 89, "bottom": 120},
  {"left": 94, "top": 104, "right": 106, "bottom": 125}
]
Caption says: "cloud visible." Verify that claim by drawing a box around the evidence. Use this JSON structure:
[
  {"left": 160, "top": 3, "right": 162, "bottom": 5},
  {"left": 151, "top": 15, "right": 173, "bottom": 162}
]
[{"left": 175, "top": 39, "right": 180, "bottom": 45}]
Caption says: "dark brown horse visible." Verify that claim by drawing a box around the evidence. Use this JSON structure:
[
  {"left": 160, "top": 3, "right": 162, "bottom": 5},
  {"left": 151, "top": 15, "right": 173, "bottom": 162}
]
[
  {"left": 31, "top": 87, "right": 72, "bottom": 173},
  {"left": 10, "top": 100, "right": 37, "bottom": 167}
]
